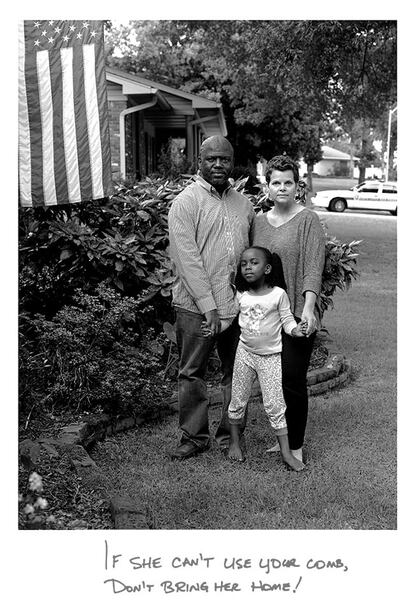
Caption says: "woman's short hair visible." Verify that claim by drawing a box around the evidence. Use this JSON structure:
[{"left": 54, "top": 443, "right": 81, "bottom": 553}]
[{"left": 265, "top": 155, "right": 299, "bottom": 184}]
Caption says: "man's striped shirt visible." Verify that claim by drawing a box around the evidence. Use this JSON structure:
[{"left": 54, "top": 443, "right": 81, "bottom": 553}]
[{"left": 168, "top": 175, "right": 255, "bottom": 319}]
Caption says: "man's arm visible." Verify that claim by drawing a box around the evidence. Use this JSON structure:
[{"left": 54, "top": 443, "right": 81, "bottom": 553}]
[{"left": 168, "top": 195, "right": 217, "bottom": 316}]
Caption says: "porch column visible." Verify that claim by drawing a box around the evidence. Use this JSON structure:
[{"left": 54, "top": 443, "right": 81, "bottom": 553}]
[{"left": 186, "top": 117, "right": 195, "bottom": 169}]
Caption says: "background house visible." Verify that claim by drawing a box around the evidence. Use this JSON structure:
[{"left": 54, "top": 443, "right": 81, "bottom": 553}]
[
  {"left": 106, "top": 67, "right": 227, "bottom": 181},
  {"left": 298, "top": 145, "right": 359, "bottom": 178}
]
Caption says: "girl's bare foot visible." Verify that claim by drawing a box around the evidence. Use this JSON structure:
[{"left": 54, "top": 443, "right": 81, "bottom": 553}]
[
  {"left": 282, "top": 452, "right": 305, "bottom": 472},
  {"left": 291, "top": 447, "right": 303, "bottom": 462},
  {"left": 228, "top": 442, "right": 245, "bottom": 462},
  {"left": 266, "top": 442, "right": 280, "bottom": 453}
]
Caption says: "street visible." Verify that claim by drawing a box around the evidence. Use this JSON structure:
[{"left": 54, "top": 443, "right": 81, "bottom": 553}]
[{"left": 313, "top": 207, "right": 397, "bottom": 245}]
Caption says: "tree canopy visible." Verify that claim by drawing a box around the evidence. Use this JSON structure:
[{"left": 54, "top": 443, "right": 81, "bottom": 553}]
[{"left": 105, "top": 20, "right": 397, "bottom": 180}]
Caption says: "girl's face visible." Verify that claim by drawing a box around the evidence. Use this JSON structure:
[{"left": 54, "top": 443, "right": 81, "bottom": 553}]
[
  {"left": 267, "top": 169, "right": 297, "bottom": 206},
  {"left": 240, "top": 249, "right": 271, "bottom": 285}
]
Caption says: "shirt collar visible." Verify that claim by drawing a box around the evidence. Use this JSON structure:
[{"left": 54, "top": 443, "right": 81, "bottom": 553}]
[{"left": 195, "top": 174, "right": 233, "bottom": 196}]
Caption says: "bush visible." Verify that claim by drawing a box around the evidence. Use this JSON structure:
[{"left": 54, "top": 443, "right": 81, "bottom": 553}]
[
  {"left": 19, "top": 177, "right": 189, "bottom": 321},
  {"left": 319, "top": 234, "right": 361, "bottom": 315},
  {"left": 19, "top": 284, "right": 171, "bottom": 420},
  {"left": 157, "top": 138, "right": 192, "bottom": 178}
]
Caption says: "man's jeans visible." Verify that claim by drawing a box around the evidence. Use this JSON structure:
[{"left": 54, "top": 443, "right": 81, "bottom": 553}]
[{"left": 175, "top": 308, "right": 244, "bottom": 449}]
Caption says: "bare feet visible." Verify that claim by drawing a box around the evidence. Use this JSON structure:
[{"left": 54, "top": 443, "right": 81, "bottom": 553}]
[
  {"left": 282, "top": 451, "right": 305, "bottom": 472},
  {"left": 228, "top": 442, "right": 245, "bottom": 462},
  {"left": 291, "top": 447, "right": 303, "bottom": 462},
  {"left": 266, "top": 442, "right": 280, "bottom": 453}
]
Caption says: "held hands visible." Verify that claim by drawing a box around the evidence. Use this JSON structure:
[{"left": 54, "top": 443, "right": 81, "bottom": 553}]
[
  {"left": 301, "top": 309, "right": 317, "bottom": 337},
  {"left": 202, "top": 310, "right": 221, "bottom": 337},
  {"left": 291, "top": 320, "right": 308, "bottom": 338}
]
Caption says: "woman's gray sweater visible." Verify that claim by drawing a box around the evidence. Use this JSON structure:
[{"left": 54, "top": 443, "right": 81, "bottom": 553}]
[{"left": 253, "top": 208, "right": 326, "bottom": 321}]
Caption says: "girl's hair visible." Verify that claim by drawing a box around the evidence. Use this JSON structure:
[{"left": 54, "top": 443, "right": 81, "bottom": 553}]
[
  {"left": 235, "top": 246, "right": 287, "bottom": 292},
  {"left": 265, "top": 155, "right": 299, "bottom": 184}
]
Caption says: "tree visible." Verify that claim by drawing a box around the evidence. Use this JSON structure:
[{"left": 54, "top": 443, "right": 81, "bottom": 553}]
[
  {"left": 320, "top": 21, "right": 397, "bottom": 182},
  {"left": 105, "top": 20, "right": 397, "bottom": 187}
]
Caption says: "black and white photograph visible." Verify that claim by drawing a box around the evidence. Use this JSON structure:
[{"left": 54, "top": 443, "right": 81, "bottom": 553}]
[{"left": 6, "top": 4, "right": 411, "bottom": 604}]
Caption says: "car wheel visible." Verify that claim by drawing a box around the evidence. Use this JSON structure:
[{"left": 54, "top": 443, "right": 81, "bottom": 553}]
[{"left": 329, "top": 198, "right": 347, "bottom": 212}]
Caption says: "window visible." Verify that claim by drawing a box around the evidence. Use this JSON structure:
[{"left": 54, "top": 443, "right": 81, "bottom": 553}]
[
  {"left": 382, "top": 186, "right": 397, "bottom": 194},
  {"left": 359, "top": 185, "right": 379, "bottom": 194}
]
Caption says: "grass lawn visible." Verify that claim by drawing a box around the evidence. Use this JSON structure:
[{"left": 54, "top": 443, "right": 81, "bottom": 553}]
[{"left": 92, "top": 216, "right": 397, "bottom": 530}]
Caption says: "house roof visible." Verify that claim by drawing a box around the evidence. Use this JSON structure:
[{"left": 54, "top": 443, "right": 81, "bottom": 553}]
[
  {"left": 322, "top": 145, "right": 359, "bottom": 161},
  {"left": 105, "top": 66, "right": 227, "bottom": 136}
]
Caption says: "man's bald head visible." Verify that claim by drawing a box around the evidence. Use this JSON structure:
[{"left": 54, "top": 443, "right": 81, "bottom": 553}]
[{"left": 199, "top": 136, "right": 234, "bottom": 159}]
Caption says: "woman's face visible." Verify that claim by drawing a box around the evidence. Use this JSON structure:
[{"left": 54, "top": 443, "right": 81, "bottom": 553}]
[{"left": 267, "top": 169, "right": 297, "bottom": 206}]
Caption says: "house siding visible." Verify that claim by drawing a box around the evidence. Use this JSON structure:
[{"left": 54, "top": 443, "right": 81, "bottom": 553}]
[
  {"left": 108, "top": 99, "right": 127, "bottom": 178},
  {"left": 105, "top": 69, "right": 226, "bottom": 180}
]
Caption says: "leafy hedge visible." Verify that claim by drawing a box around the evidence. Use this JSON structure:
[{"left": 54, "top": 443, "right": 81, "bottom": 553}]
[
  {"left": 19, "top": 175, "right": 360, "bottom": 423},
  {"left": 19, "top": 178, "right": 183, "bottom": 322}
]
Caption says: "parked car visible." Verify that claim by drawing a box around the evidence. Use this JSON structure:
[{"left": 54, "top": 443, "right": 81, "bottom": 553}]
[{"left": 311, "top": 181, "right": 397, "bottom": 215}]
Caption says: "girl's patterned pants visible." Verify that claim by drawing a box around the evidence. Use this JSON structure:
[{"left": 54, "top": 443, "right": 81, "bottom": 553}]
[{"left": 228, "top": 344, "right": 288, "bottom": 435}]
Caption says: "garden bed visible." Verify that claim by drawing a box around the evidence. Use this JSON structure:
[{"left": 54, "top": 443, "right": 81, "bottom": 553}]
[{"left": 18, "top": 352, "right": 350, "bottom": 530}]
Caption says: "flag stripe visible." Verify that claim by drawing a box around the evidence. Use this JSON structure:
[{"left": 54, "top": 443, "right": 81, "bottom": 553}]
[
  {"left": 61, "top": 46, "right": 82, "bottom": 203},
  {"left": 49, "top": 49, "right": 70, "bottom": 205},
  {"left": 18, "top": 21, "right": 32, "bottom": 207},
  {"left": 72, "top": 43, "right": 93, "bottom": 201},
  {"left": 94, "top": 35, "right": 112, "bottom": 196},
  {"left": 24, "top": 24, "right": 44, "bottom": 206},
  {"left": 37, "top": 50, "right": 57, "bottom": 205},
  {"left": 83, "top": 43, "right": 104, "bottom": 199}
]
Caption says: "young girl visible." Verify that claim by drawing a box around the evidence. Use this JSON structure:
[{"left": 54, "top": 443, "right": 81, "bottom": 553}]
[{"left": 226, "top": 246, "right": 307, "bottom": 472}]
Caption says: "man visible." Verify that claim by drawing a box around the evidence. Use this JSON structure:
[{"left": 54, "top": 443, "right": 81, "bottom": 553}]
[{"left": 168, "top": 135, "right": 255, "bottom": 460}]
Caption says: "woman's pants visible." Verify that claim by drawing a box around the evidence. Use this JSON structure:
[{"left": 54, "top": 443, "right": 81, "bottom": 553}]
[{"left": 281, "top": 323, "right": 316, "bottom": 450}]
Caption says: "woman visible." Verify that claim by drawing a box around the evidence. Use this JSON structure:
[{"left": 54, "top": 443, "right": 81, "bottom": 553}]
[{"left": 253, "top": 155, "right": 325, "bottom": 463}]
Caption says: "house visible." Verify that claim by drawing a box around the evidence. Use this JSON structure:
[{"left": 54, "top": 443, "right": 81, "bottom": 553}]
[
  {"left": 106, "top": 66, "right": 227, "bottom": 180},
  {"left": 299, "top": 145, "right": 359, "bottom": 177}
]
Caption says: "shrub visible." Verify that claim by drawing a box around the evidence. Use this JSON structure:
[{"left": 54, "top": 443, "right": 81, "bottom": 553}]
[
  {"left": 157, "top": 137, "right": 192, "bottom": 178},
  {"left": 19, "top": 284, "right": 171, "bottom": 420},
  {"left": 19, "top": 177, "right": 188, "bottom": 321},
  {"left": 319, "top": 235, "right": 361, "bottom": 315}
]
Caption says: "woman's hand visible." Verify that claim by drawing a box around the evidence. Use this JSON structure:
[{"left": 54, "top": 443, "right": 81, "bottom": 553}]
[
  {"left": 302, "top": 292, "right": 317, "bottom": 337},
  {"left": 301, "top": 309, "right": 317, "bottom": 336}
]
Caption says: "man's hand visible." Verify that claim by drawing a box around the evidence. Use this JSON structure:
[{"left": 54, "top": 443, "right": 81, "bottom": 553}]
[{"left": 204, "top": 310, "right": 221, "bottom": 336}]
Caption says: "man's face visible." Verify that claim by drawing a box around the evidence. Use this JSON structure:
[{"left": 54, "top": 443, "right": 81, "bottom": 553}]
[{"left": 198, "top": 144, "right": 234, "bottom": 188}]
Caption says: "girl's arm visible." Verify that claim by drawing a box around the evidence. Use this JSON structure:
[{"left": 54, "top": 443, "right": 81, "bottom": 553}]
[{"left": 278, "top": 290, "right": 305, "bottom": 337}]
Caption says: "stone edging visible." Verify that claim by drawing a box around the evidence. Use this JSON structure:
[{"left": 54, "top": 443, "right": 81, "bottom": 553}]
[
  {"left": 168, "top": 353, "right": 351, "bottom": 409},
  {"left": 19, "top": 353, "right": 350, "bottom": 529}
]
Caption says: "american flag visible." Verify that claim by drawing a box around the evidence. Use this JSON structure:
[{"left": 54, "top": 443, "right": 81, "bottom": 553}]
[{"left": 18, "top": 20, "right": 112, "bottom": 207}]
